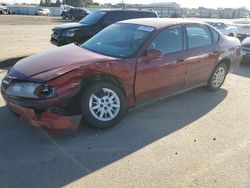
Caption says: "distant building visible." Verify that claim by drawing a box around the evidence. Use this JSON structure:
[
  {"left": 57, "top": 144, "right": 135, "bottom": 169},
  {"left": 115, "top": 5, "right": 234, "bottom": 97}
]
[
  {"left": 111, "top": 2, "right": 182, "bottom": 17},
  {"left": 198, "top": 7, "right": 209, "bottom": 18},
  {"left": 235, "top": 8, "right": 249, "bottom": 18},
  {"left": 210, "top": 9, "right": 220, "bottom": 18},
  {"left": 220, "top": 8, "right": 235, "bottom": 18}
]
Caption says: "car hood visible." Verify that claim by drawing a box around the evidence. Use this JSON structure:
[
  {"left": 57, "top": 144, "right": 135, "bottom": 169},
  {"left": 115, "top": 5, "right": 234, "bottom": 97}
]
[
  {"left": 54, "top": 22, "right": 89, "bottom": 30},
  {"left": 8, "top": 44, "right": 116, "bottom": 82}
]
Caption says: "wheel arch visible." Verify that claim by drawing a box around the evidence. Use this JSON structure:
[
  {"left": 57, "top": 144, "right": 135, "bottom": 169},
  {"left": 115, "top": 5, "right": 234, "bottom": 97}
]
[
  {"left": 80, "top": 73, "right": 127, "bottom": 97},
  {"left": 218, "top": 58, "right": 231, "bottom": 72}
]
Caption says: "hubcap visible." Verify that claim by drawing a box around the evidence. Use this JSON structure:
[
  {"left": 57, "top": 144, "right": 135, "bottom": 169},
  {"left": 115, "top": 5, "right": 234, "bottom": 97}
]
[
  {"left": 89, "top": 88, "right": 120, "bottom": 121},
  {"left": 212, "top": 67, "right": 225, "bottom": 88}
]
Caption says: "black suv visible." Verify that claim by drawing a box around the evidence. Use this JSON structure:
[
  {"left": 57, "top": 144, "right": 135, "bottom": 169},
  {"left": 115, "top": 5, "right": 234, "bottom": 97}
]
[
  {"left": 61, "top": 8, "right": 89, "bottom": 21},
  {"left": 51, "top": 9, "right": 158, "bottom": 46}
]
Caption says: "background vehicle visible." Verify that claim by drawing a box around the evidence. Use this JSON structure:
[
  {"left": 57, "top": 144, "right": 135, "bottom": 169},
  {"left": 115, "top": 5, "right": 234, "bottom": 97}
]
[
  {"left": 206, "top": 21, "right": 237, "bottom": 37},
  {"left": 232, "top": 18, "right": 250, "bottom": 40},
  {"left": 241, "top": 37, "right": 250, "bottom": 62},
  {"left": 61, "top": 8, "right": 89, "bottom": 21},
  {"left": 61, "top": 9, "right": 69, "bottom": 19},
  {"left": 2, "top": 19, "right": 242, "bottom": 131},
  {"left": 34, "top": 8, "right": 50, "bottom": 16},
  {"left": 0, "top": 4, "right": 8, "bottom": 14},
  {"left": 51, "top": 9, "right": 158, "bottom": 46}
]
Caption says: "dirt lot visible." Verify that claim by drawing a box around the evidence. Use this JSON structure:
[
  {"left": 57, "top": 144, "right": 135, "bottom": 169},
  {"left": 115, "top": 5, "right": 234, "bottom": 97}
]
[
  {"left": 0, "top": 15, "right": 68, "bottom": 64},
  {"left": 0, "top": 15, "right": 250, "bottom": 188}
]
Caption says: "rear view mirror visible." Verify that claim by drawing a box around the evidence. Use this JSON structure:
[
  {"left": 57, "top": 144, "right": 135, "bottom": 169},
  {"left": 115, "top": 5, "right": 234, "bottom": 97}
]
[{"left": 146, "top": 48, "right": 162, "bottom": 59}]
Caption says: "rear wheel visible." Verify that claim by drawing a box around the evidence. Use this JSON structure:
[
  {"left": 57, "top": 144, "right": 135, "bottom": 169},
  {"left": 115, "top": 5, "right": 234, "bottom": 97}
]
[
  {"left": 207, "top": 63, "right": 228, "bottom": 91},
  {"left": 80, "top": 82, "right": 126, "bottom": 129}
]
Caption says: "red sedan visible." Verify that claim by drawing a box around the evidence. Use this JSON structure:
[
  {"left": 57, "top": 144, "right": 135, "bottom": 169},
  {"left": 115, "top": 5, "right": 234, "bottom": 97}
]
[{"left": 1, "top": 18, "right": 242, "bottom": 131}]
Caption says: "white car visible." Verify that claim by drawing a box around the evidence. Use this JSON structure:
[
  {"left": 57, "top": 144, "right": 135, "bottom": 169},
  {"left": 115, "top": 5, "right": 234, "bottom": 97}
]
[
  {"left": 0, "top": 3, "right": 8, "bottom": 14},
  {"left": 207, "top": 21, "right": 238, "bottom": 37},
  {"left": 232, "top": 18, "right": 250, "bottom": 40},
  {"left": 34, "top": 8, "right": 50, "bottom": 16}
]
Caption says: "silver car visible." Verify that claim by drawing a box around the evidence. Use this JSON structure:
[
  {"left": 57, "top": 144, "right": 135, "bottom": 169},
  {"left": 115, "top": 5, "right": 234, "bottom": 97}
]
[
  {"left": 232, "top": 18, "right": 250, "bottom": 40},
  {"left": 34, "top": 8, "right": 50, "bottom": 16}
]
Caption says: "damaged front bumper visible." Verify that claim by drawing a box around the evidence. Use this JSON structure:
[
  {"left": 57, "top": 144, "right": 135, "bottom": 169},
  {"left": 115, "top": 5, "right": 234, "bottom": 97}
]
[{"left": 7, "top": 102, "right": 82, "bottom": 131}]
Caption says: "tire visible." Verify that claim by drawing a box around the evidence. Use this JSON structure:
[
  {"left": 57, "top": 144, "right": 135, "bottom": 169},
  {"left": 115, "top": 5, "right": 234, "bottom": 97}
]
[
  {"left": 207, "top": 63, "right": 228, "bottom": 91},
  {"left": 62, "top": 15, "right": 66, "bottom": 19},
  {"left": 80, "top": 82, "right": 127, "bottom": 129}
]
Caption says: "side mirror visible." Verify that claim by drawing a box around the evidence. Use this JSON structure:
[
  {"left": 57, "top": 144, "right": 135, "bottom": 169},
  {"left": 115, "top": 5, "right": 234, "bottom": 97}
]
[{"left": 146, "top": 48, "right": 162, "bottom": 59}]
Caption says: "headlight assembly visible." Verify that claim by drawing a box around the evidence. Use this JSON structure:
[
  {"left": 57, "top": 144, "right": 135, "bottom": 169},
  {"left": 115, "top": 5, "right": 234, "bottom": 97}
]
[
  {"left": 6, "top": 82, "right": 56, "bottom": 99},
  {"left": 62, "top": 30, "right": 76, "bottom": 37}
]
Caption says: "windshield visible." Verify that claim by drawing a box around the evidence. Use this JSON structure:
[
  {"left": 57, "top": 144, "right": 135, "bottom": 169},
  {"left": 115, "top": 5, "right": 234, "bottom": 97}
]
[
  {"left": 81, "top": 23, "right": 155, "bottom": 58},
  {"left": 80, "top": 11, "right": 106, "bottom": 25}
]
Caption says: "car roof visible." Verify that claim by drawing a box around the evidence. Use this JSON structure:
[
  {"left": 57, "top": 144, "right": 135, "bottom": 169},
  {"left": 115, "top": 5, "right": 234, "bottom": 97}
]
[{"left": 118, "top": 18, "right": 208, "bottom": 29}]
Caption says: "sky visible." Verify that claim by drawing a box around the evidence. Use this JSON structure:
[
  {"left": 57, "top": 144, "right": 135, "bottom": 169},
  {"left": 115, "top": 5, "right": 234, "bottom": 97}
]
[{"left": 3, "top": 0, "right": 250, "bottom": 9}]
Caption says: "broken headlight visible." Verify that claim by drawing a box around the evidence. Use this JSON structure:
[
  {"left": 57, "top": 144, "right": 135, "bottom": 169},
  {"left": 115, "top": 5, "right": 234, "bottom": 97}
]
[{"left": 6, "top": 82, "right": 56, "bottom": 99}]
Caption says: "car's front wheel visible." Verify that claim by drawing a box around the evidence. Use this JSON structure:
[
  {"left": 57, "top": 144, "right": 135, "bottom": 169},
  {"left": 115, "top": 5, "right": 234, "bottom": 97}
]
[
  {"left": 207, "top": 63, "right": 228, "bottom": 91},
  {"left": 81, "top": 82, "right": 127, "bottom": 129}
]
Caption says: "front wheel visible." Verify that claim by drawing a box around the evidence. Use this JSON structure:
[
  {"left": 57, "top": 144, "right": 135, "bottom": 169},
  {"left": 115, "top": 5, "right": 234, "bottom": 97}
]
[
  {"left": 207, "top": 63, "right": 228, "bottom": 91},
  {"left": 81, "top": 82, "right": 127, "bottom": 129}
]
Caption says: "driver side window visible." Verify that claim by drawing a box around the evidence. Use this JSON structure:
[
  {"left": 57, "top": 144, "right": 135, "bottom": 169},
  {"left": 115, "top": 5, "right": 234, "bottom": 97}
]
[{"left": 148, "top": 26, "right": 183, "bottom": 55}]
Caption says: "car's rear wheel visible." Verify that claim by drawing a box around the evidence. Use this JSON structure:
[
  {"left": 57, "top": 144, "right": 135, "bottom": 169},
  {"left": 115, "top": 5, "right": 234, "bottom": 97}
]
[
  {"left": 80, "top": 82, "right": 126, "bottom": 129},
  {"left": 207, "top": 63, "right": 228, "bottom": 91}
]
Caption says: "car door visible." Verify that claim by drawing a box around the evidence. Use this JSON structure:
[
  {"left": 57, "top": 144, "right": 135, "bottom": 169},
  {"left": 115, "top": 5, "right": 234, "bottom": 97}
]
[
  {"left": 135, "top": 25, "right": 187, "bottom": 102},
  {"left": 184, "top": 24, "right": 218, "bottom": 88}
]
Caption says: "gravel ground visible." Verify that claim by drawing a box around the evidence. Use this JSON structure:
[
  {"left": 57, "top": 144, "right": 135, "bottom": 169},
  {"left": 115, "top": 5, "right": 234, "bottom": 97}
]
[
  {"left": 0, "top": 66, "right": 250, "bottom": 188},
  {"left": 0, "top": 15, "right": 250, "bottom": 188},
  {"left": 0, "top": 15, "right": 65, "bottom": 62}
]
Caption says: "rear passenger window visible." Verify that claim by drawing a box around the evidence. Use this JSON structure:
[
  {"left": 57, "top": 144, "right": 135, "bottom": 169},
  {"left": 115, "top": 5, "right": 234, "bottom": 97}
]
[
  {"left": 103, "top": 12, "right": 124, "bottom": 24},
  {"left": 210, "top": 28, "right": 219, "bottom": 43},
  {"left": 186, "top": 25, "right": 212, "bottom": 49}
]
